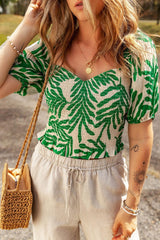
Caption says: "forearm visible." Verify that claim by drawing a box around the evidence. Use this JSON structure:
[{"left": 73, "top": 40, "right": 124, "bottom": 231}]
[
  {"left": 0, "top": 1, "right": 43, "bottom": 88},
  {"left": 0, "top": 22, "right": 36, "bottom": 88},
  {"left": 126, "top": 121, "right": 153, "bottom": 209}
]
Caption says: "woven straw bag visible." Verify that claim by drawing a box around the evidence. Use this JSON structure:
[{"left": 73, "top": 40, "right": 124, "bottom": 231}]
[
  {"left": 0, "top": 65, "right": 49, "bottom": 230},
  {"left": 0, "top": 163, "right": 32, "bottom": 229}
]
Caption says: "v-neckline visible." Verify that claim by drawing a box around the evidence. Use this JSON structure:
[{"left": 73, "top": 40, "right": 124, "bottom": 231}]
[{"left": 55, "top": 65, "right": 121, "bottom": 82}]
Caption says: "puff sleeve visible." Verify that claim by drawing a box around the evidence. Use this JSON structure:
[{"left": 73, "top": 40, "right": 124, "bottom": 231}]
[
  {"left": 9, "top": 40, "right": 49, "bottom": 96},
  {"left": 127, "top": 36, "right": 159, "bottom": 123}
]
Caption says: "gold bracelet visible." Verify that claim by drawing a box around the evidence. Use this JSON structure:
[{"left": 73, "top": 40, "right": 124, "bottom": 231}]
[{"left": 8, "top": 40, "right": 22, "bottom": 56}]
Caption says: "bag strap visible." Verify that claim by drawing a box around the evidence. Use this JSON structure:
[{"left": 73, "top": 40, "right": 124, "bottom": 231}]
[{"left": 15, "top": 63, "right": 51, "bottom": 191}]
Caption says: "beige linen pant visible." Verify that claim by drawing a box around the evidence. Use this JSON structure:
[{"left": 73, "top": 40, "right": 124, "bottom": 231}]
[{"left": 30, "top": 142, "right": 139, "bottom": 240}]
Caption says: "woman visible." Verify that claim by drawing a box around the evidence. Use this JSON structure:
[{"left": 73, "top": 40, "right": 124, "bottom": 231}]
[{"left": 0, "top": 0, "right": 159, "bottom": 239}]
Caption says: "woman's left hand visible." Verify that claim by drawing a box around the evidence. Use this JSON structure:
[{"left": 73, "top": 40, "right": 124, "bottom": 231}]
[{"left": 112, "top": 208, "right": 137, "bottom": 240}]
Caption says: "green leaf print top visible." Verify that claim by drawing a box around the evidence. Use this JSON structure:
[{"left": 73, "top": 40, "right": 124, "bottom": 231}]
[{"left": 9, "top": 31, "right": 159, "bottom": 159}]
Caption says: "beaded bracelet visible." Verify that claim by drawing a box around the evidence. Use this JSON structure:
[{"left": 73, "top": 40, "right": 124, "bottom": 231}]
[
  {"left": 121, "top": 205, "right": 139, "bottom": 216},
  {"left": 121, "top": 200, "right": 140, "bottom": 216},
  {"left": 8, "top": 40, "right": 22, "bottom": 56}
]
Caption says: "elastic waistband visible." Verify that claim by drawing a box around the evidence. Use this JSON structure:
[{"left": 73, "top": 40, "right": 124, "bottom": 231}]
[{"left": 35, "top": 142, "right": 123, "bottom": 171}]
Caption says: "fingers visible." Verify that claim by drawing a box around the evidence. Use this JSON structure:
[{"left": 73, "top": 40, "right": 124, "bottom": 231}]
[
  {"left": 112, "top": 227, "right": 132, "bottom": 239},
  {"left": 31, "top": 0, "right": 42, "bottom": 7},
  {"left": 112, "top": 234, "right": 130, "bottom": 240},
  {"left": 112, "top": 208, "right": 137, "bottom": 240},
  {"left": 29, "top": 0, "right": 43, "bottom": 11},
  {"left": 112, "top": 220, "right": 121, "bottom": 237},
  {"left": 112, "top": 230, "right": 133, "bottom": 240},
  {"left": 23, "top": 0, "right": 44, "bottom": 34},
  {"left": 112, "top": 234, "right": 121, "bottom": 240},
  {"left": 31, "top": 0, "right": 37, "bottom": 4},
  {"left": 36, "top": 0, "right": 42, "bottom": 6},
  {"left": 31, "top": 0, "right": 42, "bottom": 4},
  {"left": 112, "top": 221, "right": 133, "bottom": 240}
]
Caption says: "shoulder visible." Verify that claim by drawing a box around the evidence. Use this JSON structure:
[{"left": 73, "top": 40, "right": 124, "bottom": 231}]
[
  {"left": 126, "top": 31, "right": 159, "bottom": 123},
  {"left": 125, "top": 30, "right": 158, "bottom": 76},
  {"left": 24, "top": 39, "right": 50, "bottom": 65},
  {"left": 135, "top": 29, "right": 156, "bottom": 56},
  {"left": 135, "top": 30, "right": 158, "bottom": 74}
]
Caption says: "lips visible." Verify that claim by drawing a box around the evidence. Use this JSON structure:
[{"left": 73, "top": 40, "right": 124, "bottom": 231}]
[{"left": 75, "top": 1, "right": 83, "bottom": 7}]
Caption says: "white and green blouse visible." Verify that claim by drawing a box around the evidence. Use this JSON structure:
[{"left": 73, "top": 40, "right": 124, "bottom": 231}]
[{"left": 9, "top": 31, "right": 159, "bottom": 159}]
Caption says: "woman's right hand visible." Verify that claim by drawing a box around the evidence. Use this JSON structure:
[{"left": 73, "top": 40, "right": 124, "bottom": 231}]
[{"left": 21, "top": 0, "right": 44, "bottom": 37}]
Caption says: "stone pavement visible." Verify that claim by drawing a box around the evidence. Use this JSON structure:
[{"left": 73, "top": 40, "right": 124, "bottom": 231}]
[{"left": 0, "top": 77, "right": 160, "bottom": 239}]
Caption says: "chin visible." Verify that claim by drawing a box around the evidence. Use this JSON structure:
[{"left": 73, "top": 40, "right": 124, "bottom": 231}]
[
  {"left": 78, "top": 17, "right": 90, "bottom": 22},
  {"left": 75, "top": 13, "right": 90, "bottom": 22}
]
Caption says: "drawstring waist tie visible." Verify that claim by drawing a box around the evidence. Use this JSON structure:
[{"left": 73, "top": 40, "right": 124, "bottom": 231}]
[
  {"left": 65, "top": 167, "right": 85, "bottom": 220},
  {"left": 35, "top": 141, "right": 124, "bottom": 221}
]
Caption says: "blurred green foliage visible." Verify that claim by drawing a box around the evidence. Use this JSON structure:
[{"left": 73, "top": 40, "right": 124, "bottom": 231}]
[
  {"left": 0, "top": 15, "right": 160, "bottom": 49},
  {"left": 0, "top": 14, "right": 39, "bottom": 45}
]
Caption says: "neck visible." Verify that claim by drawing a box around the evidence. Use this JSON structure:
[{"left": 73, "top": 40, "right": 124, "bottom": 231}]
[{"left": 76, "top": 20, "right": 102, "bottom": 47}]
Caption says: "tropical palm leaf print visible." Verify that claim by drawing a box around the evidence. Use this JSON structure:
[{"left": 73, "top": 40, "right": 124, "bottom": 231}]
[
  {"left": 127, "top": 52, "right": 159, "bottom": 123},
  {"left": 45, "top": 84, "right": 68, "bottom": 118},
  {"left": 67, "top": 78, "right": 97, "bottom": 143},
  {"left": 95, "top": 78, "right": 129, "bottom": 140},
  {"left": 72, "top": 71, "right": 129, "bottom": 158},
  {"left": 9, "top": 41, "right": 49, "bottom": 96},
  {"left": 74, "top": 139, "right": 106, "bottom": 159},
  {"left": 9, "top": 33, "right": 159, "bottom": 159},
  {"left": 143, "top": 56, "right": 159, "bottom": 114},
  {"left": 41, "top": 116, "right": 73, "bottom": 156}
]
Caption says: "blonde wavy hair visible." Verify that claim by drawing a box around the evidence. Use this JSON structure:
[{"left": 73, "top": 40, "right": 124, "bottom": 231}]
[{"left": 40, "top": 0, "right": 142, "bottom": 76}]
